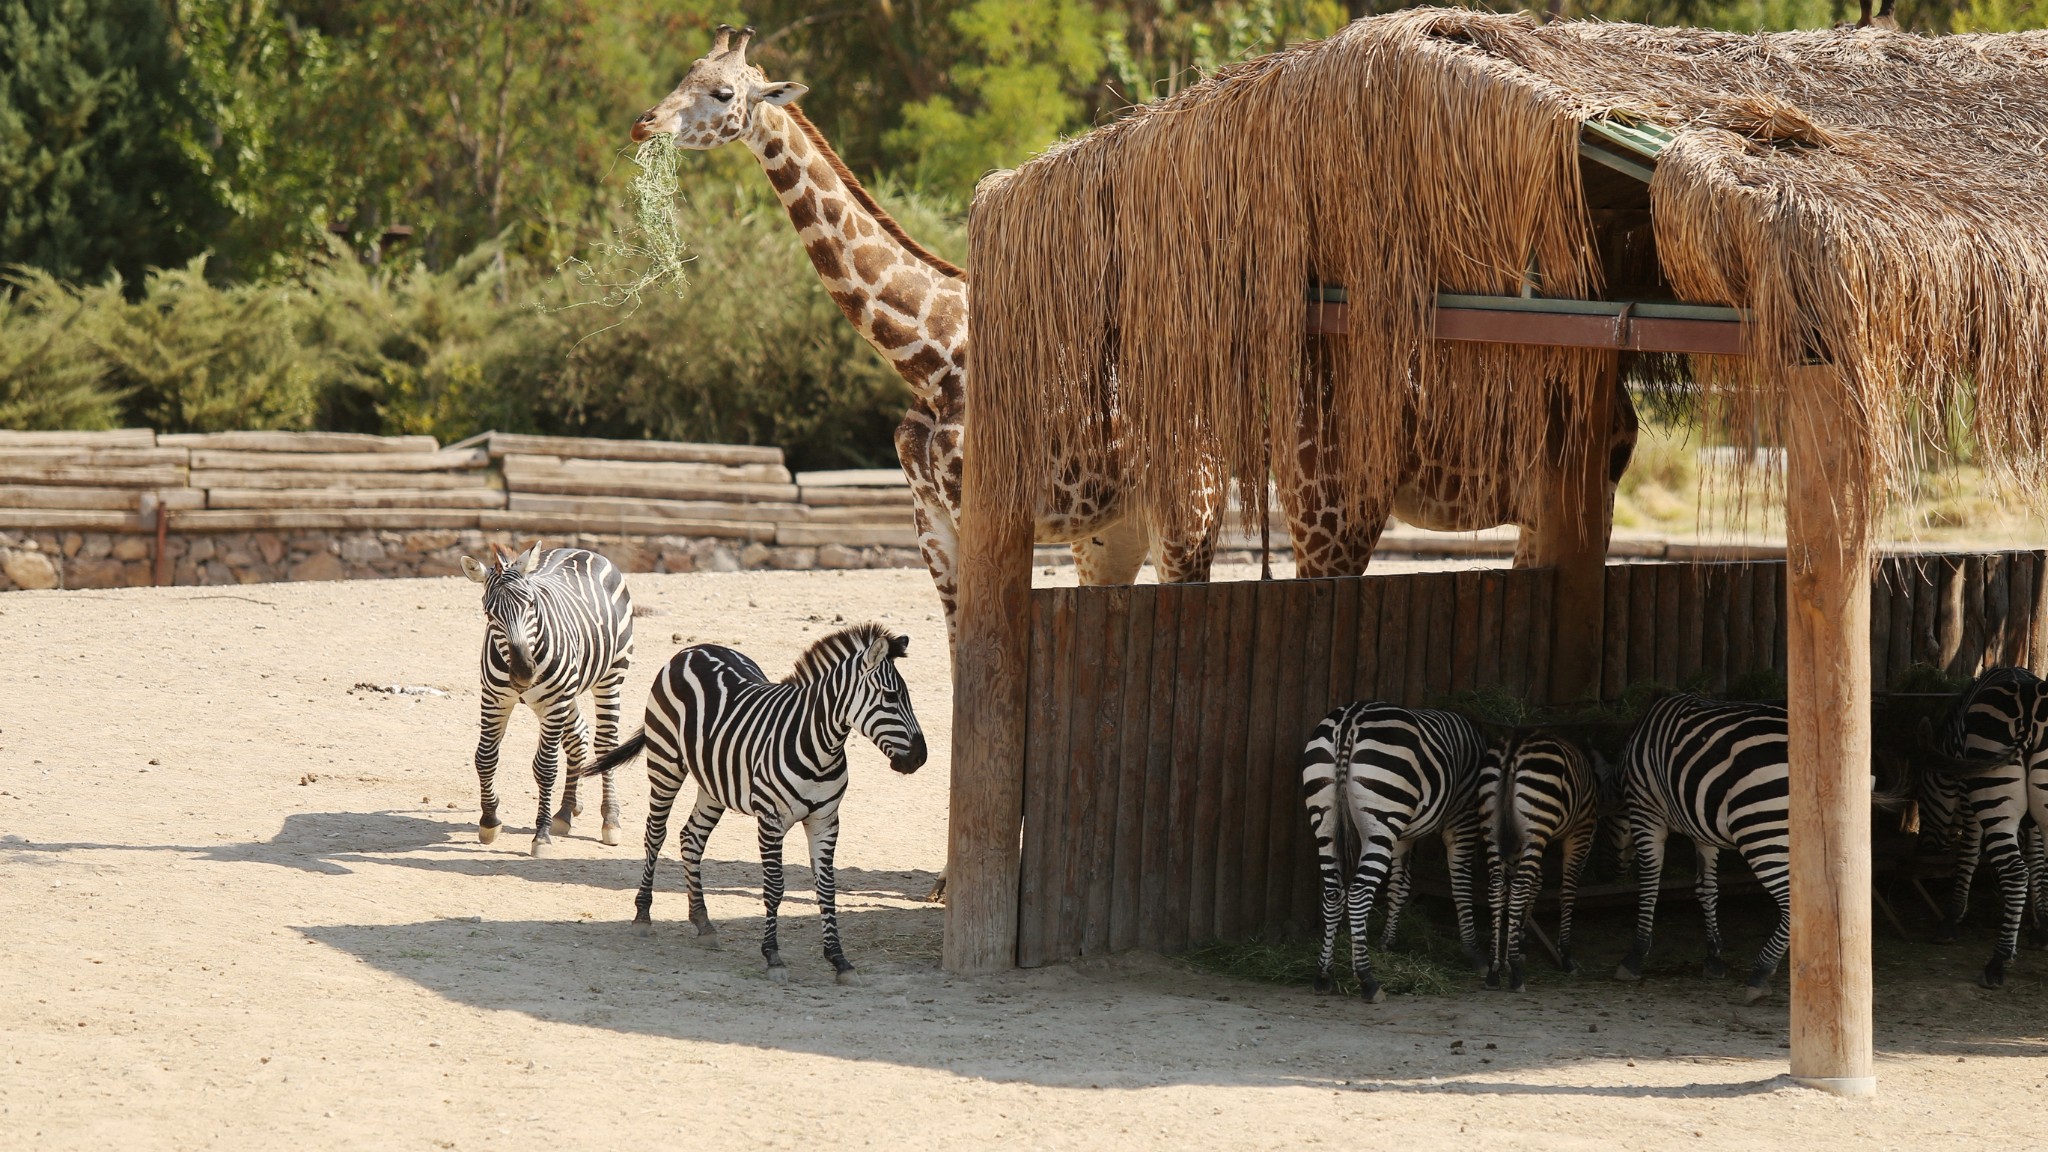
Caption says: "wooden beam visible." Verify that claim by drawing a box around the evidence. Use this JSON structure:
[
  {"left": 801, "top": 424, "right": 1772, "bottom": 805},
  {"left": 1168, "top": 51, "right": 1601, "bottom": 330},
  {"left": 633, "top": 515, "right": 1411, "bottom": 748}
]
[
  {"left": 1783, "top": 363, "right": 1876, "bottom": 1098},
  {"left": 1306, "top": 292, "right": 1749, "bottom": 356},
  {"left": 1519, "top": 358, "right": 1620, "bottom": 703}
]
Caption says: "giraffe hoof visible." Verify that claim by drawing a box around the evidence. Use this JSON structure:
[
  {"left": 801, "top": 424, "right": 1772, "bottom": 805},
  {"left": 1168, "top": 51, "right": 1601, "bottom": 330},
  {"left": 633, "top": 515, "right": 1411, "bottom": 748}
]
[
  {"left": 549, "top": 817, "right": 571, "bottom": 837},
  {"left": 600, "top": 824, "right": 621, "bottom": 847},
  {"left": 835, "top": 968, "right": 862, "bottom": 987},
  {"left": 477, "top": 823, "right": 499, "bottom": 845},
  {"left": 529, "top": 839, "right": 555, "bottom": 859}
]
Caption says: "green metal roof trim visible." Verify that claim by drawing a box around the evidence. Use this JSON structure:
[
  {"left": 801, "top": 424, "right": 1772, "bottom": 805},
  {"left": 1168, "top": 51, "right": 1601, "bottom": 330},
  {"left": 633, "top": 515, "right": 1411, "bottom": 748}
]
[{"left": 1578, "top": 117, "right": 1675, "bottom": 185}]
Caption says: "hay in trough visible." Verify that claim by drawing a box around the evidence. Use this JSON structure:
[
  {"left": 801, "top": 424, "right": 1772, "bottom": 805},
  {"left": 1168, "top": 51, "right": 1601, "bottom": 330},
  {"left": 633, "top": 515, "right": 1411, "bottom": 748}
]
[{"left": 968, "top": 11, "right": 2048, "bottom": 540}]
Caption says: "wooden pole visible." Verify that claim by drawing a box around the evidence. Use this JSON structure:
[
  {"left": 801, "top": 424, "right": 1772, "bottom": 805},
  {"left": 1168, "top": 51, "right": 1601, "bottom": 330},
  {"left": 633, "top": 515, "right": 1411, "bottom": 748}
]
[
  {"left": 1783, "top": 363, "right": 1875, "bottom": 1097},
  {"left": 1524, "top": 357, "right": 1622, "bottom": 704},
  {"left": 941, "top": 448, "right": 1037, "bottom": 974}
]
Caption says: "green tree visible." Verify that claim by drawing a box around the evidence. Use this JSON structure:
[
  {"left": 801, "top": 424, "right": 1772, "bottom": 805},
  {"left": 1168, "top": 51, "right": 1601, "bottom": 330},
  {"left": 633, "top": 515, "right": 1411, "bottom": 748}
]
[{"left": 0, "top": 0, "right": 218, "bottom": 286}]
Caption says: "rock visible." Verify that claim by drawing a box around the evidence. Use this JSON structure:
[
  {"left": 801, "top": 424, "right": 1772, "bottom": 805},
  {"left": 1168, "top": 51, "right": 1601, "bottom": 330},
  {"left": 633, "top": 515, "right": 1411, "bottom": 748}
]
[
  {"left": 403, "top": 531, "right": 459, "bottom": 552},
  {"left": 1, "top": 549, "right": 59, "bottom": 590},
  {"left": 738, "top": 543, "right": 773, "bottom": 569},
  {"left": 415, "top": 556, "right": 462, "bottom": 578},
  {"left": 64, "top": 557, "right": 126, "bottom": 589},
  {"left": 112, "top": 537, "right": 150, "bottom": 562},
  {"left": 769, "top": 547, "right": 817, "bottom": 571},
  {"left": 220, "top": 551, "right": 257, "bottom": 568},
  {"left": 61, "top": 533, "right": 83, "bottom": 557},
  {"left": 657, "top": 549, "right": 696, "bottom": 574},
  {"left": 289, "top": 552, "right": 346, "bottom": 582},
  {"left": 78, "top": 534, "right": 112, "bottom": 561},
  {"left": 202, "top": 560, "right": 235, "bottom": 586},
  {"left": 122, "top": 561, "right": 153, "bottom": 587},
  {"left": 338, "top": 535, "right": 385, "bottom": 564},
  {"left": 252, "top": 533, "right": 286, "bottom": 565},
  {"left": 187, "top": 538, "right": 217, "bottom": 563}
]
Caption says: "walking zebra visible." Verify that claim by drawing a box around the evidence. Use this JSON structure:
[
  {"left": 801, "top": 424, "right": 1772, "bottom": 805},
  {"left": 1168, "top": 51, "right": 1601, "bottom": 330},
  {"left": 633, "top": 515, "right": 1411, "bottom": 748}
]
[
  {"left": 579, "top": 624, "right": 926, "bottom": 983},
  {"left": 1478, "top": 729, "right": 1600, "bottom": 992},
  {"left": 1924, "top": 666, "right": 2048, "bottom": 986},
  {"left": 1302, "top": 702, "right": 1486, "bottom": 1002},
  {"left": 1615, "top": 694, "right": 1790, "bottom": 1002},
  {"left": 460, "top": 542, "right": 634, "bottom": 857}
]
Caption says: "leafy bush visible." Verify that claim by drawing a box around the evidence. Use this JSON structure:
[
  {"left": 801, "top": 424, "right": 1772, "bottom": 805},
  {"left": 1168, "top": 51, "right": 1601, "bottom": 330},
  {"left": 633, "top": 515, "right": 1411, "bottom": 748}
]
[{"left": 0, "top": 268, "right": 124, "bottom": 430}]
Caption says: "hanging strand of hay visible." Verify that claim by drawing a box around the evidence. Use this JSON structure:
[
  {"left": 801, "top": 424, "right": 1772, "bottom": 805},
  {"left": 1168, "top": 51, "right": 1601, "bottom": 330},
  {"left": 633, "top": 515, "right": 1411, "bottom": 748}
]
[{"left": 555, "top": 134, "right": 697, "bottom": 312}]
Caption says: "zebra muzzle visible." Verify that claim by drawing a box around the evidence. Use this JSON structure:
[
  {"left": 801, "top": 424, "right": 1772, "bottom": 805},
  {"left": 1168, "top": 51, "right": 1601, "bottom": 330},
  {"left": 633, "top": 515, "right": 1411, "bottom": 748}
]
[{"left": 890, "top": 735, "right": 928, "bottom": 774}]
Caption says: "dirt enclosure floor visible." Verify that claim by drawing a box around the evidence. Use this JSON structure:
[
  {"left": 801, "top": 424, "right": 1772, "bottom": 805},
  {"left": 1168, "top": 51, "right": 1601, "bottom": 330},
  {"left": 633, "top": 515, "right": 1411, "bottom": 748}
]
[{"left": 3, "top": 565, "right": 2046, "bottom": 1150}]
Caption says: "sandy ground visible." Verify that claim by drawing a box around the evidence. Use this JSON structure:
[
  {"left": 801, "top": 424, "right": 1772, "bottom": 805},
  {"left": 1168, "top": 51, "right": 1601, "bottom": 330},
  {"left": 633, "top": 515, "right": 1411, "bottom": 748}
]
[{"left": 3, "top": 562, "right": 2045, "bottom": 1151}]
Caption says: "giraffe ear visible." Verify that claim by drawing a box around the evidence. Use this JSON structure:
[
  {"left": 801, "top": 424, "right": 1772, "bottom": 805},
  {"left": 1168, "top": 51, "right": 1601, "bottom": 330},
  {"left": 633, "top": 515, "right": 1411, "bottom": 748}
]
[{"left": 751, "top": 80, "right": 807, "bottom": 107}]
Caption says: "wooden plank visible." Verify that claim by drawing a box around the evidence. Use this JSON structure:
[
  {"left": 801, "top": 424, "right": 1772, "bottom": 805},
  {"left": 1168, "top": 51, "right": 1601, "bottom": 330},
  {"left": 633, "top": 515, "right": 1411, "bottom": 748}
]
[
  {"left": 1212, "top": 582, "right": 1257, "bottom": 942},
  {"left": 1135, "top": 581, "right": 1182, "bottom": 952},
  {"left": 211, "top": 488, "right": 508, "bottom": 511},
  {"left": 1081, "top": 587, "right": 1131, "bottom": 955},
  {"left": 1057, "top": 587, "right": 1109, "bottom": 961},
  {"left": 798, "top": 487, "right": 915, "bottom": 508},
  {"left": 1237, "top": 581, "right": 1288, "bottom": 935},
  {"left": 1960, "top": 555, "right": 1987, "bottom": 677},
  {"left": 1430, "top": 303, "right": 1749, "bottom": 356},
  {"left": 793, "top": 469, "right": 905, "bottom": 488},
  {"left": 1425, "top": 573, "right": 1458, "bottom": 705},
  {"left": 0, "top": 485, "right": 146, "bottom": 511},
  {"left": 1475, "top": 570, "right": 1505, "bottom": 690},
  {"left": 1655, "top": 563, "right": 1683, "bottom": 687},
  {"left": 501, "top": 454, "right": 796, "bottom": 501},
  {"left": 157, "top": 431, "right": 438, "bottom": 453},
  {"left": 1329, "top": 577, "right": 1361, "bottom": 715},
  {"left": 1528, "top": 568, "right": 1556, "bottom": 705},
  {"left": 0, "top": 509, "right": 141, "bottom": 531},
  {"left": 1450, "top": 570, "right": 1484, "bottom": 694},
  {"left": 1755, "top": 562, "right": 1783, "bottom": 677},
  {"left": 0, "top": 429, "right": 154, "bottom": 449},
  {"left": 1037, "top": 589, "right": 1080, "bottom": 964},
  {"left": 189, "top": 448, "right": 486, "bottom": 473},
  {"left": 2012, "top": 553, "right": 2040, "bottom": 669},
  {"left": 1599, "top": 563, "right": 1630, "bottom": 701},
  {"left": 1629, "top": 564, "right": 1658, "bottom": 690},
  {"left": 169, "top": 509, "right": 482, "bottom": 532},
  {"left": 1702, "top": 564, "right": 1730, "bottom": 694},
  {"left": 1868, "top": 565, "right": 1892, "bottom": 692},
  {"left": 1909, "top": 556, "right": 1939, "bottom": 669},
  {"left": 475, "top": 510, "right": 776, "bottom": 542},
  {"left": 0, "top": 464, "right": 186, "bottom": 488},
  {"left": 1108, "top": 586, "right": 1157, "bottom": 953},
  {"left": 2033, "top": 553, "right": 2048, "bottom": 676},
  {"left": 1502, "top": 569, "right": 1535, "bottom": 701},
  {"left": 1266, "top": 580, "right": 1315, "bottom": 933},
  {"left": 1374, "top": 574, "right": 1412, "bottom": 706},
  {"left": 774, "top": 523, "right": 920, "bottom": 548},
  {"left": 508, "top": 493, "right": 808, "bottom": 522},
  {"left": 1016, "top": 592, "right": 1059, "bottom": 968},
  {"left": 0, "top": 447, "right": 189, "bottom": 467},
  {"left": 1185, "top": 582, "right": 1234, "bottom": 948},
  {"left": 1884, "top": 557, "right": 1914, "bottom": 688},
  {"left": 1163, "top": 584, "right": 1211, "bottom": 953},
  {"left": 1676, "top": 564, "right": 1704, "bottom": 688},
  {"left": 1403, "top": 573, "right": 1436, "bottom": 707},
  {"left": 466, "top": 431, "right": 785, "bottom": 468},
  {"left": 1935, "top": 556, "right": 1967, "bottom": 676},
  {"left": 188, "top": 469, "right": 492, "bottom": 491},
  {"left": 1293, "top": 580, "right": 1339, "bottom": 931},
  {"left": 1985, "top": 554, "right": 2012, "bottom": 672}
]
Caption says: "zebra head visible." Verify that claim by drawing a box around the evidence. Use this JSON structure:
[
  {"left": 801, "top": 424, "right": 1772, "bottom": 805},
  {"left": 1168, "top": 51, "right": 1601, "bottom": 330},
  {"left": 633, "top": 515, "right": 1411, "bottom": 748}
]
[
  {"left": 846, "top": 631, "right": 926, "bottom": 773},
  {"left": 460, "top": 542, "right": 545, "bottom": 691}
]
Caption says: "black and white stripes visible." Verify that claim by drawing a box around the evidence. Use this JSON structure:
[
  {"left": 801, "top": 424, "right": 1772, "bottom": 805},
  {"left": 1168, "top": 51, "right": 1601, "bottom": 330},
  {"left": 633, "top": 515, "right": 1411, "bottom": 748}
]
[
  {"left": 1302, "top": 702, "right": 1486, "bottom": 1002},
  {"left": 583, "top": 624, "right": 926, "bottom": 983},
  {"left": 1615, "top": 693, "right": 1792, "bottom": 1002},
  {"left": 461, "top": 543, "right": 635, "bottom": 857},
  {"left": 1479, "top": 729, "right": 1601, "bottom": 992}
]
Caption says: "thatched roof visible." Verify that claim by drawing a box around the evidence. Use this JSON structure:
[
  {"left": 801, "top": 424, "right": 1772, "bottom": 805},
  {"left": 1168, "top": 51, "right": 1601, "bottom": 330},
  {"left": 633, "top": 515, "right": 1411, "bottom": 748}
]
[{"left": 968, "top": 10, "right": 2048, "bottom": 531}]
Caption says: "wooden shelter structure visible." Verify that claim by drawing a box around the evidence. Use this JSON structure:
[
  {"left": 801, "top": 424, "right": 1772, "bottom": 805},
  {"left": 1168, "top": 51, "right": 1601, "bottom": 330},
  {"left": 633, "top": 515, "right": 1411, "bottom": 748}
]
[{"left": 945, "top": 11, "right": 2048, "bottom": 1099}]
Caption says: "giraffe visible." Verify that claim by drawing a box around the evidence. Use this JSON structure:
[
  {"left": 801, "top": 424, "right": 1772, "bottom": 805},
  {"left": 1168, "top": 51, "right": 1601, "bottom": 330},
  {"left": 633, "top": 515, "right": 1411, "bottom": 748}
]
[{"left": 630, "top": 25, "right": 1225, "bottom": 644}]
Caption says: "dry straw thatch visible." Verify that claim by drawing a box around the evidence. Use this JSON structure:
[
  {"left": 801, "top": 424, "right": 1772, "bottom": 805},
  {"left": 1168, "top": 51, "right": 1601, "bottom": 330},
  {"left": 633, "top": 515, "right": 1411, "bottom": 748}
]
[{"left": 967, "top": 10, "right": 2048, "bottom": 537}]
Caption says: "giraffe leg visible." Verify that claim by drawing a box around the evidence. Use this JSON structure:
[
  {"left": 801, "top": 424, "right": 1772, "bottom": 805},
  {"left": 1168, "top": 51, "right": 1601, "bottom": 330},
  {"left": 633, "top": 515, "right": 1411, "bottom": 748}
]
[{"left": 1071, "top": 512, "right": 1150, "bottom": 586}]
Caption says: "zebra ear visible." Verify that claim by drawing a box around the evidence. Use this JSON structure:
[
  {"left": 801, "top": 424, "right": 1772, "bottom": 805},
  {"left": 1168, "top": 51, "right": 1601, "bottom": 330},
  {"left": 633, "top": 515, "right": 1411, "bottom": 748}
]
[
  {"left": 460, "top": 555, "right": 490, "bottom": 584},
  {"left": 889, "top": 634, "right": 910, "bottom": 658},
  {"left": 517, "top": 541, "right": 543, "bottom": 574},
  {"left": 861, "top": 635, "right": 891, "bottom": 673}
]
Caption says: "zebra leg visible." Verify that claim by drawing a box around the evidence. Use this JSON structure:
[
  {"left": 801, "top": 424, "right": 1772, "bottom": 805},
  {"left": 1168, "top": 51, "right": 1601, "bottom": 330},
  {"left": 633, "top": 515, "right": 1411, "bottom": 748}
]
[
  {"left": 1696, "top": 845, "right": 1726, "bottom": 980},
  {"left": 633, "top": 769, "right": 684, "bottom": 936},
  {"left": 1556, "top": 823, "right": 1595, "bottom": 974},
  {"left": 1505, "top": 841, "right": 1544, "bottom": 992},
  {"left": 1444, "top": 814, "right": 1489, "bottom": 975},
  {"left": 759, "top": 819, "right": 791, "bottom": 982},
  {"left": 1483, "top": 828, "right": 1508, "bottom": 990},
  {"left": 1378, "top": 844, "right": 1414, "bottom": 951},
  {"left": 677, "top": 792, "right": 725, "bottom": 940},
  {"left": 1744, "top": 845, "right": 1793, "bottom": 1004},
  {"left": 1348, "top": 827, "right": 1398, "bottom": 1004},
  {"left": 472, "top": 689, "right": 515, "bottom": 845},
  {"left": 1309, "top": 767, "right": 1352, "bottom": 996},
  {"left": 552, "top": 704, "right": 591, "bottom": 837},
  {"left": 527, "top": 699, "right": 576, "bottom": 856},
  {"left": 2026, "top": 823, "right": 2048, "bottom": 949},
  {"left": 804, "top": 807, "right": 857, "bottom": 985},
  {"left": 1939, "top": 817, "right": 1984, "bottom": 943},
  {"left": 594, "top": 670, "right": 626, "bottom": 846},
  {"left": 1616, "top": 818, "right": 1668, "bottom": 981},
  {"left": 1979, "top": 826, "right": 2030, "bottom": 988}
]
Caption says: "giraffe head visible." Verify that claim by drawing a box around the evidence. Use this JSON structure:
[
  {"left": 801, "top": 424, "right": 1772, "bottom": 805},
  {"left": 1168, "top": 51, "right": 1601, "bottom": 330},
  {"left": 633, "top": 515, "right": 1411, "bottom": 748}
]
[{"left": 630, "top": 24, "right": 808, "bottom": 149}]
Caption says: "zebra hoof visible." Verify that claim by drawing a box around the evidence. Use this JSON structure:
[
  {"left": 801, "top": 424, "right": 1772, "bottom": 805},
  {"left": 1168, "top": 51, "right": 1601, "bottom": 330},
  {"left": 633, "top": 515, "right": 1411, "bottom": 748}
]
[
  {"left": 600, "top": 824, "right": 621, "bottom": 847},
  {"left": 1313, "top": 974, "right": 1335, "bottom": 995},
  {"left": 477, "top": 823, "right": 499, "bottom": 845},
  {"left": 767, "top": 965, "right": 788, "bottom": 984},
  {"left": 1483, "top": 967, "right": 1501, "bottom": 990},
  {"left": 1978, "top": 966, "right": 2006, "bottom": 989},
  {"left": 529, "top": 839, "right": 555, "bottom": 859},
  {"left": 835, "top": 968, "right": 861, "bottom": 987},
  {"left": 1559, "top": 956, "right": 1580, "bottom": 975},
  {"left": 549, "top": 816, "right": 571, "bottom": 837},
  {"left": 1741, "top": 982, "right": 1770, "bottom": 1005},
  {"left": 1613, "top": 964, "right": 1641, "bottom": 983},
  {"left": 1361, "top": 983, "right": 1387, "bottom": 1005},
  {"left": 633, "top": 918, "right": 655, "bottom": 938},
  {"left": 1935, "top": 923, "right": 1964, "bottom": 945},
  {"left": 573, "top": 799, "right": 585, "bottom": 817},
  {"left": 1702, "top": 957, "right": 1727, "bottom": 980}
]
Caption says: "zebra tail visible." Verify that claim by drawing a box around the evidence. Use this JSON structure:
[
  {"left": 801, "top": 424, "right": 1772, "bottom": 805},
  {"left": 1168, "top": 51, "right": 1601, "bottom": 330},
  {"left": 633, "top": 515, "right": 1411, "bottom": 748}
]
[
  {"left": 577, "top": 728, "right": 647, "bottom": 779},
  {"left": 1332, "top": 712, "right": 1361, "bottom": 886},
  {"left": 1913, "top": 716, "right": 2023, "bottom": 776}
]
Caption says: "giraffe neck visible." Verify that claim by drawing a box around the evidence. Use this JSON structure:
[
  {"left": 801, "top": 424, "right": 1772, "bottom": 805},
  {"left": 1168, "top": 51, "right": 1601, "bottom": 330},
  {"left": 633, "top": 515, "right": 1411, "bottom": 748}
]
[{"left": 744, "top": 105, "right": 967, "bottom": 407}]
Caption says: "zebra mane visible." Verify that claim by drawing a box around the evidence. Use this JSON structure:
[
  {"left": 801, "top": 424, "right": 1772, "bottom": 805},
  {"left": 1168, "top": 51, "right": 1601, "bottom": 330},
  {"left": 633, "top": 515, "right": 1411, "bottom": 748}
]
[{"left": 785, "top": 623, "right": 903, "bottom": 684}]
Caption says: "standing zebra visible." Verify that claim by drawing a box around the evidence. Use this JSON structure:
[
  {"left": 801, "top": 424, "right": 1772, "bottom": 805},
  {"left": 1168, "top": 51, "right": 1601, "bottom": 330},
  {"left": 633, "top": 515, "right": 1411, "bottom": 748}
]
[
  {"left": 1478, "top": 729, "right": 1600, "bottom": 992},
  {"left": 1615, "top": 694, "right": 1791, "bottom": 1002},
  {"left": 1924, "top": 665, "right": 2048, "bottom": 987},
  {"left": 1302, "top": 701, "right": 1486, "bottom": 1003},
  {"left": 460, "top": 542, "right": 634, "bottom": 857},
  {"left": 579, "top": 624, "right": 926, "bottom": 984}
]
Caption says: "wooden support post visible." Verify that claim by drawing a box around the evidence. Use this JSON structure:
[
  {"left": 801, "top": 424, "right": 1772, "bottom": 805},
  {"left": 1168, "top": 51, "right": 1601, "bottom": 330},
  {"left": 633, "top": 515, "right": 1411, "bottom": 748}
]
[
  {"left": 942, "top": 449, "right": 1037, "bottom": 974},
  {"left": 1523, "top": 358, "right": 1621, "bottom": 704},
  {"left": 1783, "top": 364, "right": 1875, "bottom": 1098}
]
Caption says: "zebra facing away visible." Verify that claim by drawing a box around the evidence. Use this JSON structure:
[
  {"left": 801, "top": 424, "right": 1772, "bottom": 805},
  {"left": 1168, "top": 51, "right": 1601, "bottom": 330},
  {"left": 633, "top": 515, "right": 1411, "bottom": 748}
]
[
  {"left": 1302, "top": 702, "right": 1487, "bottom": 1003},
  {"left": 1615, "top": 694, "right": 1791, "bottom": 1003},
  {"left": 1924, "top": 666, "right": 2048, "bottom": 987},
  {"left": 580, "top": 624, "right": 927, "bottom": 984},
  {"left": 460, "top": 543, "right": 634, "bottom": 858},
  {"left": 1478, "top": 729, "right": 1600, "bottom": 993}
]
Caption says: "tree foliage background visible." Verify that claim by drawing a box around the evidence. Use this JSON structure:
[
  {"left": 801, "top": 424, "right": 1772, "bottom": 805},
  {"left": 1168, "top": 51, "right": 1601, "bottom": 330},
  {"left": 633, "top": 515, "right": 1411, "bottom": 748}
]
[{"left": 2, "top": 0, "right": 2041, "bottom": 465}]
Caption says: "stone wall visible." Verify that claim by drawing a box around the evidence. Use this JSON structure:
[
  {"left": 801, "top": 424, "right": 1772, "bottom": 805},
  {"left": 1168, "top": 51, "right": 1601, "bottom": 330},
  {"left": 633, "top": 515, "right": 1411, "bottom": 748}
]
[{"left": 0, "top": 528, "right": 927, "bottom": 592}]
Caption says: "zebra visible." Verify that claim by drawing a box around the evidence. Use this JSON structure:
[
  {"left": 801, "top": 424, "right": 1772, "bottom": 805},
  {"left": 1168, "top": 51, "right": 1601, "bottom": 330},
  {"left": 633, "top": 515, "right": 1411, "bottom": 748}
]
[
  {"left": 1614, "top": 693, "right": 1794, "bottom": 1003},
  {"left": 1477, "top": 729, "right": 1601, "bottom": 992},
  {"left": 1923, "top": 666, "right": 2048, "bottom": 987},
  {"left": 459, "top": 542, "right": 634, "bottom": 857},
  {"left": 578, "top": 624, "right": 926, "bottom": 984},
  {"left": 1302, "top": 701, "right": 1486, "bottom": 1003}
]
